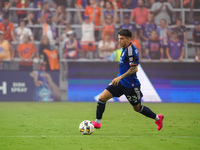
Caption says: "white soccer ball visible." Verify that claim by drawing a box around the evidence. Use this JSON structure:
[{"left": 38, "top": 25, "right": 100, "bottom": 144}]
[{"left": 79, "top": 120, "right": 94, "bottom": 135}]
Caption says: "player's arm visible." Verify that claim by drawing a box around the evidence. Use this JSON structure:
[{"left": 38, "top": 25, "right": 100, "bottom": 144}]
[{"left": 112, "top": 66, "right": 138, "bottom": 86}]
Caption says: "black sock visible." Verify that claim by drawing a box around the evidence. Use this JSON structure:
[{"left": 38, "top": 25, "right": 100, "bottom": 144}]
[
  {"left": 96, "top": 100, "right": 106, "bottom": 119},
  {"left": 138, "top": 105, "right": 156, "bottom": 119}
]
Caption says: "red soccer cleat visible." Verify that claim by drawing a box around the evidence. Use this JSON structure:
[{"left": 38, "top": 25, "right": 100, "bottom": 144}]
[
  {"left": 155, "top": 114, "right": 164, "bottom": 131},
  {"left": 91, "top": 121, "right": 101, "bottom": 129}
]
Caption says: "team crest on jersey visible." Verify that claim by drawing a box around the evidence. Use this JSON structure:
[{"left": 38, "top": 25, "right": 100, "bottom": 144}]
[
  {"left": 178, "top": 43, "right": 181, "bottom": 47},
  {"left": 129, "top": 57, "right": 133, "bottom": 61}
]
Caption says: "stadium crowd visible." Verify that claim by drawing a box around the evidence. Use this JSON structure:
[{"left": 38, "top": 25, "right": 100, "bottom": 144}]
[{"left": 0, "top": 0, "right": 200, "bottom": 70}]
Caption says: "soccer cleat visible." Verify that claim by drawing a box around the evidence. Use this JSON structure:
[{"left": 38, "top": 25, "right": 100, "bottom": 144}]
[
  {"left": 91, "top": 121, "right": 101, "bottom": 129},
  {"left": 155, "top": 114, "right": 164, "bottom": 131}
]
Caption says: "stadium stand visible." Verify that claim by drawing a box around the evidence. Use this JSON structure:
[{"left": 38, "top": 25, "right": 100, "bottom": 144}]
[{"left": 0, "top": 0, "right": 200, "bottom": 71}]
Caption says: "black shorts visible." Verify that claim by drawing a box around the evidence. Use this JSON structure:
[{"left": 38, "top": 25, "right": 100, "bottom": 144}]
[{"left": 106, "top": 82, "right": 143, "bottom": 106}]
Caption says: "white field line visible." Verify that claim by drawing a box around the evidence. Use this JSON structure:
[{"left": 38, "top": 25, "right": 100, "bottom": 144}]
[{"left": 0, "top": 135, "right": 199, "bottom": 139}]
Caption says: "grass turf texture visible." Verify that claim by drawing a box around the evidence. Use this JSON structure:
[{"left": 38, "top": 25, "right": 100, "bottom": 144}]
[{"left": 0, "top": 102, "right": 199, "bottom": 150}]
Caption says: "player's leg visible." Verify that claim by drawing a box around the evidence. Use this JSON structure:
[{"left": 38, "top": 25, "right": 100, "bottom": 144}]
[
  {"left": 125, "top": 87, "right": 164, "bottom": 130},
  {"left": 92, "top": 83, "right": 123, "bottom": 128},
  {"left": 92, "top": 89, "right": 113, "bottom": 128},
  {"left": 133, "top": 103, "right": 164, "bottom": 131}
]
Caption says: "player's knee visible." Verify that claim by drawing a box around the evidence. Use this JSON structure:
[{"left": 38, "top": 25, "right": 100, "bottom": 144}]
[{"left": 132, "top": 104, "right": 141, "bottom": 112}]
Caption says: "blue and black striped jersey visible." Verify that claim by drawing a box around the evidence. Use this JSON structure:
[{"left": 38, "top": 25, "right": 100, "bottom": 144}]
[{"left": 118, "top": 43, "right": 140, "bottom": 88}]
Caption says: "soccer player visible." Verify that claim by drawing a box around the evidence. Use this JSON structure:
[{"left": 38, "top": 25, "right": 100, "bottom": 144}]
[{"left": 92, "top": 29, "right": 164, "bottom": 131}]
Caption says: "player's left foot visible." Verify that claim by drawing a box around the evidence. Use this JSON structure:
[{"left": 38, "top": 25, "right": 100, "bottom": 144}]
[
  {"left": 155, "top": 114, "right": 164, "bottom": 131},
  {"left": 91, "top": 121, "right": 101, "bottom": 129}
]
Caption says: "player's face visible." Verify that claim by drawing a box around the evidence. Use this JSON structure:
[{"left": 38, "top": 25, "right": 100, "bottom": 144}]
[{"left": 118, "top": 35, "right": 130, "bottom": 48}]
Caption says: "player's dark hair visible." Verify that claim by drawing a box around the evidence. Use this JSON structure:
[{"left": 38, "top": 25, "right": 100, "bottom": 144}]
[{"left": 118, "top": 29, "right": 132, "bottom": 38}]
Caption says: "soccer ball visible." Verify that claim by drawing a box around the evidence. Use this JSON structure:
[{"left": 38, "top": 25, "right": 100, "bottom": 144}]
[{"left": 79, "top": 120, "right": 94, "bottom": 135}]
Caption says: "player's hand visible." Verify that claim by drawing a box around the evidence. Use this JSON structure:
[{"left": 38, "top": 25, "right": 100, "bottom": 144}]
[{"left": 111, "top": 76, "right": 122, "bottom": 86}]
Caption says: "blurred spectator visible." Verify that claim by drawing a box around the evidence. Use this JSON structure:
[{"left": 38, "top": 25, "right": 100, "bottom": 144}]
[
  {"left": 123, "top": 0, "right": 138, "bottom": 10},
  {"left": 0, "top": 1, "right": 6, "bottom": 23},
  {"left": 166, "top": 30, "right": 184, "bottom": 62},
  {"left": 100, "top": 0, "right": 117, "bottom": 40},
  {"left": 15, "top": 0, "right": 28, "bottom": 20},
  {"left": 98, "top": 34, "right": 116, "bottom": 59},
  {"left": 150, "top": 0, "right": 173, "bottom": 25},
  {"left": 38, "top": 35, "right": 50, "bottom": 57},
  {"left": 130, "top": 0, "right": 150, "bottom": 27},
  {"left": 173, "top": 18, "right": 187, "bottom": 43},
  {"left": 182, "top": 0, "right": 194, "bottom": 24},
  {"left": 109, "top": 0, "right": 123, "bottom": 9},
  {"left": 33, "top": 0, "right": 43, "bottom": 9},
  {"left": 63, "top": 30, "right": 82, "bottom": 59},
  {"left": 84, "top": 0, "right": 101, "bottom": 41},
  {"left": 42, "top": 14, "right": 57, "bottom": 46},
  {"left": 131, "top": 31, "right": 142, "bottom": 60},
  {"left": 145, "top": 29, "right": 164, "bottom": 62},
  {"left": 146, "top": 0, "right": 155, "bottom": 8},
  {"left": 192, "top": 21, "right": 200, "bottom": 62},
  {"left": 0, "top": 14, "right": 17, "bottom": 42},
  {"left": 2, "top": 0, "right": 12, "bottom": 13},
  {"left": 65, "top": 0, "right": 76, "bottom": 23},
  {"left": 120, "top": 13, "right": 136, "bottom": 34},
  {"left": 59, "top": 25, "right": 72, "bottom": 48},
  {"left": 53, "top": 5, "right": 70, "bottom": 25},
  {"left": 157, "top": 19, "right": 171, "bottom": 56},
  {"left": 190, "top": 0, "right": 200, "bottom": 23},
  {"left": 76, "top": 0, "right": 89, "bottom": 9},
  {"left": 0, "top": 30, "right": 14, "bottom": 61},
  {"left": 42, "top": 47, "right": 60, "bottom": 71},
  {"left": 76, "top": 4, "right": 96, "bottom": 58},
  {"left": 140, "top": 13, "right": 157, "bottom": 41},
  {"left": 15, "top": 19, "right": 34, "bottom": 43},
  {"left": 109, "top": 44, "right": 122, "bottom": 62},
  {"left": 37, "top": 2, "right": 52, "bottom": 24},
  {"left": 23, "top": 12, "right": 36, "bottom": 26},
  {"left": 38, "top": 35, "right": 50, "bottom": 70},
  {"left": 102, "top": 0, "right": 119, "bottom": 23},
  {"left": 17, "top": 35, "right": 36, "bottom": 70},
  {"left": 52, "top": 0, "right": 67, "bottom": 7}
]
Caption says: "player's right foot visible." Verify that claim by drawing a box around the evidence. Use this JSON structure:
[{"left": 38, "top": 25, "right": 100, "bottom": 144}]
[
  {"left": 155, "top": 114, "right": 164, "bottom": 131},
  {"left": 91, "top": 121, "right": 101, "bottom": 129}
]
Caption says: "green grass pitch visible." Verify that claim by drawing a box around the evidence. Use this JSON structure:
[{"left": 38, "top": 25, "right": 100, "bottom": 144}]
[{"left": 0, "top": 102, "right": 199, "bottom": 150}]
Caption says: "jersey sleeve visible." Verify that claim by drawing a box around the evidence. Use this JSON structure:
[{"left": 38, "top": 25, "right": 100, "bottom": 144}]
[{"left": 127, "top": 45, "right": 139, "bottom": 67}]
